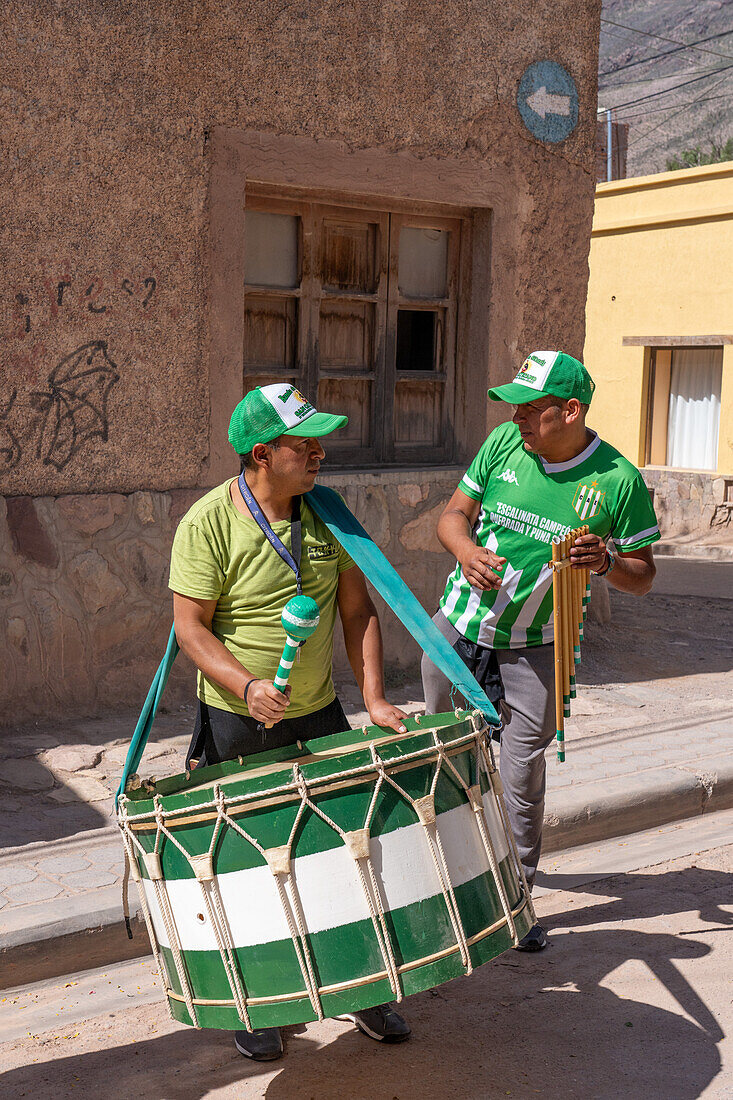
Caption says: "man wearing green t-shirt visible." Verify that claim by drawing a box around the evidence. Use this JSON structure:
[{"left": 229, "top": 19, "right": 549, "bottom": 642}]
[
  {"left": 422, "top": 351, "right": 659, "bottom": 950},
  {"left": 170, "top": 383, "right": 411, "bottom": 1060}
]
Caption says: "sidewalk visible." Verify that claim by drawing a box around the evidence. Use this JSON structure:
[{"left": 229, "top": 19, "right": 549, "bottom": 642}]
[{"left": 2, "top": 563, "right": 732, "bottom": 987}]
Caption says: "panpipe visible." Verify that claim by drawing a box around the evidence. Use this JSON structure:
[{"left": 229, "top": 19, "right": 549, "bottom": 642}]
[{"left": 550, "top": 526, "right": 591, "bottom": 763}]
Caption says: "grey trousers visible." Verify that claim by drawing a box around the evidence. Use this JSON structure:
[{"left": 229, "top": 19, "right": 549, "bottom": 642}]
[{"left": 421, "top": 611, "right": 555, "bottom": 891}]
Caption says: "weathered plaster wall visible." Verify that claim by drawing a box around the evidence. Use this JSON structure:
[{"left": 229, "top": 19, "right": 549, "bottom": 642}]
[
  {"left": 2, "top": 0, "right": 602, "bottom": 497},
  {"left": 1, "top": 2, "right": 603, "bottom": 721}
]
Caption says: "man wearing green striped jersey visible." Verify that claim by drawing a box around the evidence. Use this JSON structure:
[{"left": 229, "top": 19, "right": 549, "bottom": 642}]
[{"left": 422, "top": 351, "right": 658, "bottom": 950}]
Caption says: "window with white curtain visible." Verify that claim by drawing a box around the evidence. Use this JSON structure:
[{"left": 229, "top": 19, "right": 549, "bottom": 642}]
[{"left": 647, "top": 347, "right": 723, "bottom": 470}]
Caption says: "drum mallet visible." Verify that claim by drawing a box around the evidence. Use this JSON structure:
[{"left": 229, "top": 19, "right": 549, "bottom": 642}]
[{"left": 265, "top": 595, "right": 320, "bottom": 729}]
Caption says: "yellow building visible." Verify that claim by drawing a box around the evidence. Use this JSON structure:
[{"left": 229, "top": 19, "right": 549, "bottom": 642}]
[{"left": 584, "top": 162, "right": 733, "bottom": 540}]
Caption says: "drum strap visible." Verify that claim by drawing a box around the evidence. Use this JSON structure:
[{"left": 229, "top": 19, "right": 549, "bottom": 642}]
[
  {"left": 115, "top": 484, "right": 500, "bottom": 807},
  {"left": 304, "top": 484, "right": 500, "bottom": 727}
]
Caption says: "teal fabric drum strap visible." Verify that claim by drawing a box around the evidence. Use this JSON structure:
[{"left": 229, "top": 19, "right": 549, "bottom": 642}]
[{"left": 305, "top": 485, "right": 499, "bottom": 726}]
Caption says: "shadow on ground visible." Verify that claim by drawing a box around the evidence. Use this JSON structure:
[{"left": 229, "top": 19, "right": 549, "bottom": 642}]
[
  {"left": 2, "top": 865, "right": 728, "bottom": 1100},
  {"left": 0, "top": 708, "right": 195, "bottom": 848}
]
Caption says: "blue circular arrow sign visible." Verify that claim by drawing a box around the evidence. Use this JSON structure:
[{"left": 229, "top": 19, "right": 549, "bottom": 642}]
[{"left": 517, "top": 60, "right": 579, "bottom": 143}]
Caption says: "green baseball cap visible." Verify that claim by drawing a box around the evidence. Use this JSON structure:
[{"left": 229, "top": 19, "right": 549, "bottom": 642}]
[
  {"left": 228, "top": 383, "right": 348, "bottom": 454},
  {"left": 488, "top": 351, "right": 595, "bottom": 405}
]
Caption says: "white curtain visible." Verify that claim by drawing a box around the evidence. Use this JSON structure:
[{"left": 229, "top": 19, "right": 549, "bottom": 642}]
[{"left": 666, "top": 347, "right": 722, "bottom": 470}]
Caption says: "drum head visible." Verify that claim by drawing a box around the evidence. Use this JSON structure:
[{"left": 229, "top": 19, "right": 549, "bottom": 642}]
[{"left": 123, "top": 709, "right": 483, "bottom": 809}]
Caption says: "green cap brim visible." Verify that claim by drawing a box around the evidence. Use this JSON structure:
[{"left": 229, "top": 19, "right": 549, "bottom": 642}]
[
  {"left": 487, "top": 383, "right": 552, "bottom": 404},
  {"left": 284, "top": 412, "right": 348, "bottom": 437}
]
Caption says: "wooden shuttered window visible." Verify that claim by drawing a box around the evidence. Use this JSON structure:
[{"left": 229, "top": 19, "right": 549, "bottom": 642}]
[{"left": 243, "top": 195, "right": 462, "bottom": 465}]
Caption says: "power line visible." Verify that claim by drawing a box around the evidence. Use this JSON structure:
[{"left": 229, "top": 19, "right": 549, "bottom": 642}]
[
  {"left": 600, "top": 20, "right": 733, "bottom": 66},
  {"left": 600, "top": 64, "right": 723, "bottom": 89},
  {"left": 611, "top": 93, "right": 732, "bottom": 124},
  {"left": 600, "top": 63, "right": 733, "bottom": 113},
  {"left": 627, "top": 67, "right": 733, "bottom": 148}
]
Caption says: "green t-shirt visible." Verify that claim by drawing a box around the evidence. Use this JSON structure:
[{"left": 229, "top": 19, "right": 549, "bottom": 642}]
[
  {"left": 440, "top": 422, "right": 660, "bottom": 650},
  {"left": 169, "top": 480, "right": 355, "bottom": 717}
]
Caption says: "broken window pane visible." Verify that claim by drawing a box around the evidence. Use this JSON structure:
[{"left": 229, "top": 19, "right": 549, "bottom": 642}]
[
  {"left": 396, "top": 309, "right": 442, "bottom": 371},
  {"left": 244, "top": 211, "right": 299, "bottom": 288},
  {"left": 398, "top": 227, "right": 448, "bottom": 299}
]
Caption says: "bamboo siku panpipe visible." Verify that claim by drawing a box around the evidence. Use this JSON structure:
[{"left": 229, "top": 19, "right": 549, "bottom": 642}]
[{"left": 550, "top": 526, "right": 591, "bottom": 762}]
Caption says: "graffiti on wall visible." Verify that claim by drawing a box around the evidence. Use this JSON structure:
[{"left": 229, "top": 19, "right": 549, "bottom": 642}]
[
  {"left": 0, "top": 268, "right": 160, "bottom": 476},
  {"left": 1, "top": 342, "right": 121, "bottom": 472},
  {"left": 8, "top": 272, "right": 157, "bottom": 342}
]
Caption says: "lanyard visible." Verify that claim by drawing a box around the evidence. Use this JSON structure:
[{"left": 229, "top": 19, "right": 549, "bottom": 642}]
[{"left": 237, "top": 472, "right": 303, "bottom": 596}]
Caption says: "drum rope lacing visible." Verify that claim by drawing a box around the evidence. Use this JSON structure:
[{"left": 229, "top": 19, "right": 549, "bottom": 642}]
[
  {"left": 432, "top": 731, "right": 517, "bottom": 948},
  {"left": 118, "top": 718, "right": 536, "bottom": 1027},
  {"left": 477, "top": 736, "right": 537, "bottom": 932}
]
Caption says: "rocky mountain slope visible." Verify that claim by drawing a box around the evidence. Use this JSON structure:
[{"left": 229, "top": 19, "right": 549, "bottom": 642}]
[{"left": 599, "top": 0, "right": 733, "bottom": 176}]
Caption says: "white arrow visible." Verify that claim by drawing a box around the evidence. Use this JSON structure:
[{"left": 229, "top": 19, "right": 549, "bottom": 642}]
[{"left": 526, "top": 86, "right": 571, "bottom": 119}]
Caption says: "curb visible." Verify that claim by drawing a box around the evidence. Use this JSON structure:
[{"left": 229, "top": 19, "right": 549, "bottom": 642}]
[
  {"left": 654, "top": 542, "right": 733, "bottom": 562},
  {"left": 3, "top": 755, "right": 733, "bottom": 989},
  {"left": 543, "top": 754, "right": 733, "bottom": 853}
]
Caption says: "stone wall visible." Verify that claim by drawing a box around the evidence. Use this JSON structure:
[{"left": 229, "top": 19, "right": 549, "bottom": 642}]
[
  {"left": 0, "top": 469, "right": 464, "bottom": 725},
  {"left": 642, "top": 468, "right": 733, "bottom": 544}
]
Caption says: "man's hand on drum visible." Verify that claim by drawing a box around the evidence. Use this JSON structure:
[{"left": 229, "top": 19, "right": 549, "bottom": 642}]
[
  {"left": 368, "top": 698, "right": 409, "bottom": 735},
  {"left": 569, "top": 532, "right": 608, "bottom": 573},
  {"left": 245, "top": 679, "right": 291, "bottom": 724},
  {"left": 459, "top": 543, "right": 506, "bottom": 591}
]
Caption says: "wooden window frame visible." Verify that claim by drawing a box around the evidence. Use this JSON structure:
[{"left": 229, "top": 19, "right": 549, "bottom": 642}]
[{"left": 243, "top": 193, "right": 463, "bottom": 466}]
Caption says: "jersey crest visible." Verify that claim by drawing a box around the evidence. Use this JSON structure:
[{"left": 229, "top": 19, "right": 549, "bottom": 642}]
[{"left": 573, "top": 481, "right": 606, "bottom": 520}]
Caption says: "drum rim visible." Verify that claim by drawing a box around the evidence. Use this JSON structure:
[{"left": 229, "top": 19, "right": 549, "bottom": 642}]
[
  {"left": 119, "top": 709, "right": 484, "bottom": 820},
  {"left": 123, "top": 730, "right": 489, "bottom": 833}
]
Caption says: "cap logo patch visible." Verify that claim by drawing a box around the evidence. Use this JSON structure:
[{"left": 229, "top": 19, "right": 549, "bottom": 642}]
[
  {"left": 261, "top": 384, "right": 315, "bottom": 427},
  {"left": 513, "top": 351, "right": 557, "bottom": 390}
]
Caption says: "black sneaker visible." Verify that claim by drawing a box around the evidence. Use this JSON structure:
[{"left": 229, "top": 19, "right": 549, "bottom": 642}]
[
  {"left": 514, "top": 923, "right": 549, "bottom": 952},
  {"left": 345, "top": 1003, "right": 411, "bottom": 1043},
  {"left": 234, "top": 1027, "right": 283, "bottom": 1061}
]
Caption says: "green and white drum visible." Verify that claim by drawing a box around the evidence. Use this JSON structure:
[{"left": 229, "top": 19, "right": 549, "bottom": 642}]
[{"left": 117, "top": 709, "right": 534, "bottom": 1031}]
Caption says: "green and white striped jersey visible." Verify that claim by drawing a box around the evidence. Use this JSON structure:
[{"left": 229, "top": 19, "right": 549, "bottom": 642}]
[{"left": 440, "top": 422, "right": 660, "bottom": 649}]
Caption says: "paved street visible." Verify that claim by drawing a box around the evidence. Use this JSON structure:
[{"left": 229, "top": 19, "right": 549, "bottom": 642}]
[{"left": 1, "top": 810, "right": 731, "bottom": 1099}]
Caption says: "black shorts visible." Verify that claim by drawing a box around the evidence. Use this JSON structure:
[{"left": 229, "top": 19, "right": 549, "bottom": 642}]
[{"left": 186, "top": 696, "right": 351, "bottom": 769}]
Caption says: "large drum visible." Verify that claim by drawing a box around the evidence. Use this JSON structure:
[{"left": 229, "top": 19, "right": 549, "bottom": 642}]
[{"left": 118, "top": 709, "right": 534, "bottom": 1031}]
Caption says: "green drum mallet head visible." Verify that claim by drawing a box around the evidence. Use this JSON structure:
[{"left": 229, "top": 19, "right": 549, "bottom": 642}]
[{"left": 281, "top": 595, "right": 320, "bottom": 642}]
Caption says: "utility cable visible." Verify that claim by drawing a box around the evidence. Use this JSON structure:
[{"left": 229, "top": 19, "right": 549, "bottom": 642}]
[
  {"left": 627, "top": 67, "right": 733, "bottom": 148},
  {"left": 600, "top": 65, "right": 724, "bottom": 90},
  {"left": 600, "top": 63, "right": 733, "bottom": 113},
  {"left": 600, "top": 20, "right": 733, "bottom": 66},
  {"left": 611, "top": 92, "right": 732, "bottom": 124}
]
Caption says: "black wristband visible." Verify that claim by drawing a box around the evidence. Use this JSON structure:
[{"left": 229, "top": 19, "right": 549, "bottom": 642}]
[{"left": 243, "top": 678, "right": 258, "bottom": 705}]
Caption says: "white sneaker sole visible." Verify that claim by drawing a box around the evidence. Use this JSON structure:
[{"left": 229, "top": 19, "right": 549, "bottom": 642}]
[
  {"left": 234, "top": 1035, "right": 283, "bottom": 1060},
  {"left": 341, "top": 1012, "right": 387, "bottom": 1041}
]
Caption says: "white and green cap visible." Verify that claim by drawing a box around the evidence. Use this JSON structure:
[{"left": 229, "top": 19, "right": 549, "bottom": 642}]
[
  {"left": 229, "top": 384, "right": 348, "bottom": 455},
  {"left": 488, "top": 351, "right": 595, "bottom": 405}
]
